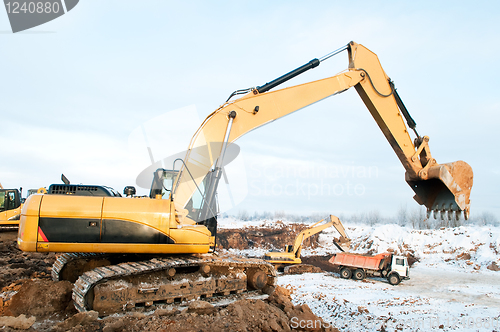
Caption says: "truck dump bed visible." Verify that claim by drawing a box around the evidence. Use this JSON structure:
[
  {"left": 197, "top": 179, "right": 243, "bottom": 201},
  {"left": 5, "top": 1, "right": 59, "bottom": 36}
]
[{"left": 329, "top": 252, "right": 391, "bottom": 270}]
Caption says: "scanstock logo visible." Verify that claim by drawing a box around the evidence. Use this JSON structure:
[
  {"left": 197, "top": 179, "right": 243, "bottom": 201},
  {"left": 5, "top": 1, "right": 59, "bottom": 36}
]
[{"left": 3, "top": 0, "right": 79, "bottom": 33}]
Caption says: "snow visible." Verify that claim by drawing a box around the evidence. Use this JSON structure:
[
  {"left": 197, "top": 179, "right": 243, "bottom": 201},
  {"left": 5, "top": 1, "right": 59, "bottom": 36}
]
[
  {"left": 220, "top": 217, "right": 500, "bottom": 331},
  {"left": 313, "top": 223, "right": 500, "bottom": 271},
  {"left": 278, "top": 267, "right": 500, "bottom": 331}
]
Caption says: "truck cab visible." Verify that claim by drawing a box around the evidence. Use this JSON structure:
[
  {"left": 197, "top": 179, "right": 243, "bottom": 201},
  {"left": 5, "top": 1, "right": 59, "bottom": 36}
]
[{"left": 389, "top": 255, "right": 410, "bottom": 285}]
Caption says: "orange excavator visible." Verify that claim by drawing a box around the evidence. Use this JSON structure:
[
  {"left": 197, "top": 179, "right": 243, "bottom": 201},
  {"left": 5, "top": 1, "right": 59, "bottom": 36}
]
[{"left": 18, "top": 41, "right": 473, "bottom": 315}]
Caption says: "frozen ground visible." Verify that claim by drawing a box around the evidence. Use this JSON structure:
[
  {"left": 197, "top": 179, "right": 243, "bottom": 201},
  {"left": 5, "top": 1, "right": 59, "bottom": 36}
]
[
  {"left": 220, "top": 217, "right": 500, "bottom": 331},
  {"left": 279, "top": 267, "right": 500, "bottom": 332}
]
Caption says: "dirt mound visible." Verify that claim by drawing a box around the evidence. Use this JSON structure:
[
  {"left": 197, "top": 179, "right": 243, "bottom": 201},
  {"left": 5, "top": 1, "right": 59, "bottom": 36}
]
[
  {"left": 301, "top": 256, "right": 338, "bottom": 273},
  {"left": 0, "top": 231, "right": 56, "bottom": 289},
  {"left": 7, "top": 279, "right": 75, "bottom": 318},
  {"left": 0, "top": 231, "right": 61, "bottom": 318},
  {"left": 218, "top": 223, "right": 320, "bottom": 251},
  {"left": 0, "top": 228, "right": 338, "bottom": 331},
  {"left": 2, "top": 281, "right": 337, "bottom": 331},
  {"left": 0, "top": 314, "right": 36, "bottom": 330},
  {"left": 43, "top": 286, "right": 337, "bottom": 332}
]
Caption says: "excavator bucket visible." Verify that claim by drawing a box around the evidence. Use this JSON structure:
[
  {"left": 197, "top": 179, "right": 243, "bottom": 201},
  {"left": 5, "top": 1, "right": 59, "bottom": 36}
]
[
  {"left": 334, "top": 237, "right": 351, "bottom": 252},
  {"left": 406, "top": 160, "right": 473, "bottom": 220}
]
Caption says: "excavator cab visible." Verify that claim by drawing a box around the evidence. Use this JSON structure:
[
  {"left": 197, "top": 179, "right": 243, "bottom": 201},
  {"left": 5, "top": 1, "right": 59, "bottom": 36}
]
[
  {"left": 0, "top": 189, "right": 22, "bottom": 225},
  {"left": 0, "top": 189, "right": 21, "bottom": 212},
  {"left": 149, "top": 168, "right": 179, "bottom": 199}
]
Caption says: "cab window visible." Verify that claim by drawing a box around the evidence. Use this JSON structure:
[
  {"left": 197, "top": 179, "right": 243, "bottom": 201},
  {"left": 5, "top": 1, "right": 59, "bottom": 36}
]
[
  {"left": 396, "top": 258, "right": 405, "bottom": 266},
  {"left": 186, "top": 181, "right": 205, "bottom": 220},
  {"left": 161, "top": 170, "right": 178, "bottom": 199},
  {"left": 7, "top": 192, "right": 16, "bottom": 210},
  {"left": 0, "top": 192, "right": 5, "bottom": 212}
]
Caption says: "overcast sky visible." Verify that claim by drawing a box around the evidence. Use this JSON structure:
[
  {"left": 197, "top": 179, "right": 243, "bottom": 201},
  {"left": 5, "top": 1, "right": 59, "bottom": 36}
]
[{"left": 1, "top": 1, "right": 499, "bottom": 219}]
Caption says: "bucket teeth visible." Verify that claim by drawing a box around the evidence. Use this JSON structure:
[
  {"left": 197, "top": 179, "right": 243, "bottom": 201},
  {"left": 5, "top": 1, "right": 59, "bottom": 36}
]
[
  {"left": 428, "top": 208, "right": 467, "bottom": 221},
  {"left": 408, "top": 160, "right": 473, "bottom": 221}
]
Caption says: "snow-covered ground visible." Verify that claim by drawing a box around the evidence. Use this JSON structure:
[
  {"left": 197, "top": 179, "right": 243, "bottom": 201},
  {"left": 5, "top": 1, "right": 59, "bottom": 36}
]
[
  {"left": 219, "top": 217, "right": 500, "bottom": 331},
  {"left": 317, "top": 223, "right": 500, "bottom": 271},
  {"left": 279, "top": 267, "right": 500, "bottom": 332}
]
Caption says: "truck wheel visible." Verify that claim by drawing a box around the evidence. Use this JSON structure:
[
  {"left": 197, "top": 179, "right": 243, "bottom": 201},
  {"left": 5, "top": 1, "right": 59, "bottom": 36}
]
[
  {"left": 388, "top": 272, "right": 400, "bottom": 285},
  {"left": 353, "top": 269, "right": 365, "bottom": 280},
  {"left": 340, "top": 267, "right": 352, "bottom": 279}
]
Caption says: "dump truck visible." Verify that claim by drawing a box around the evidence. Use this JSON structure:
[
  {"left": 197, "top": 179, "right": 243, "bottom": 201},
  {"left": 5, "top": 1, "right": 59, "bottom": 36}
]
[{"left": 329, "top": 252, "right": 409, "bottom": 285}]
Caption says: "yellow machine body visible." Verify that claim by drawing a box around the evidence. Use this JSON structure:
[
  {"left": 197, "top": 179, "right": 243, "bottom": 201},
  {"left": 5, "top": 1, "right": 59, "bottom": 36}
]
[
  {"left": 18, "top": 194, "right": 212, "bottom": 253},
  {"left": 0, "top": 206, "right": 22, "bottom": 226}
]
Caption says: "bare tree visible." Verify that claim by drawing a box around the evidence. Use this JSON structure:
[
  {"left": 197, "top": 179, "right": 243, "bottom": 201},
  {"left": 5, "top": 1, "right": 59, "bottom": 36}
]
[
  {"left": 237, "top": 209, "right": 250, "bottom": 221},
  {"left": 273, "top": 210, "right": 286, "bottom": 220},
  {"left": 366, "top": 210, "right": 381, "bottom": 226},
  {"left": 397, "top": 204, "right": 409, "bottom": 226},
  {"left": 469, "top": 211, "right": 498, "bottom": 226}
]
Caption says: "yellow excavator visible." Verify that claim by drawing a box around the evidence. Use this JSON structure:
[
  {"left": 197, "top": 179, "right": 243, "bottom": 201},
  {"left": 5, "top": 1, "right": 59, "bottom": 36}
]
[
  {"left": 17, "top": 41, "right": 473, "bottom": 315},
  {"left": 0, "top": 176, "right": 120, "bottom": 230},
  {"left": 0, "top": 183, "right": 23, "bottom": 229},
  {"left": 264, "top": 215, "right": 350, "bottom": 273}
]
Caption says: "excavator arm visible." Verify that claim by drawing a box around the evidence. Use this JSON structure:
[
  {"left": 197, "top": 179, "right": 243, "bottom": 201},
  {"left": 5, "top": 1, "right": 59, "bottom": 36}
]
[
  {"left": 292, "top": 215, "right": 350, "bottom": 259},
  {"left": 172, "top": 41, "right": 473, "bottom": 223},
  {"left": 348, "top": 43, "right": 473, "bottom": 219}
]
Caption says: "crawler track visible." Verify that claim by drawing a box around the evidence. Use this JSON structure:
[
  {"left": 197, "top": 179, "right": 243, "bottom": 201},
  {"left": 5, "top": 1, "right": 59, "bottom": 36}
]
[
  {"left": 52, "top": 253, "right": 112, "bottom": 282},
  {"left": 0, "top": 225, "right": 18, "bottom": 232},
  {"left": 55, "top": 254, "right": 276, "bottom": 316}
]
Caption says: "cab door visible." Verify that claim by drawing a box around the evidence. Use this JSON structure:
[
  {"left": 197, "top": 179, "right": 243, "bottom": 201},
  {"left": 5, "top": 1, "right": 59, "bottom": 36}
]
[
  {"left": 392, "top": 256, "right": 409, "bottom": 277},
  {"left": 0, "top": 190, "right": 21, "bottom": 222}
]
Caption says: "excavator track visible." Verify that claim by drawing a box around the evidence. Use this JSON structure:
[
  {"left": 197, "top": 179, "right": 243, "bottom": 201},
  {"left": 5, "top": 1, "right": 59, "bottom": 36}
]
[
  {"left": 69, "top": 255, "right": 276, "bottom": 316},
  {"left": 0, "top": 225, "right": 18, "bottom": 232},
  {"left": 52, "top": 253, "right": 112, "bottom": 282}
]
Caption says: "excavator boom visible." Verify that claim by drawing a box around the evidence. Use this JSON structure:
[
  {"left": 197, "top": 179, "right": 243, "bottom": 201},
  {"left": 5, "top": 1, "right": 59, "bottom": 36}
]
[
  {"left": 173, "top": 41, "right": 473, "bottom": 222},
  {"left": 348, "top": 42, "right": 473, "bottom": 219}
]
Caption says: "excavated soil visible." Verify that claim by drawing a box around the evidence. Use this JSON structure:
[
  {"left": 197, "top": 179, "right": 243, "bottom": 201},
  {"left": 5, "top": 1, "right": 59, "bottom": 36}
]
[
  {"left": 2, "top": 280, "right": 337, "bottom": 332},
  {"left": 0, "top": 231, "right": 55, "bottom": 290},
  {"left": 0, "top": 230, "right": 338, "bottom": 331},
  {"left": 300, "top": 256, "right": 338, "bottom": 273},
  {"left": 217, "top": 222, "right": 321, "bottom": 251}
]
